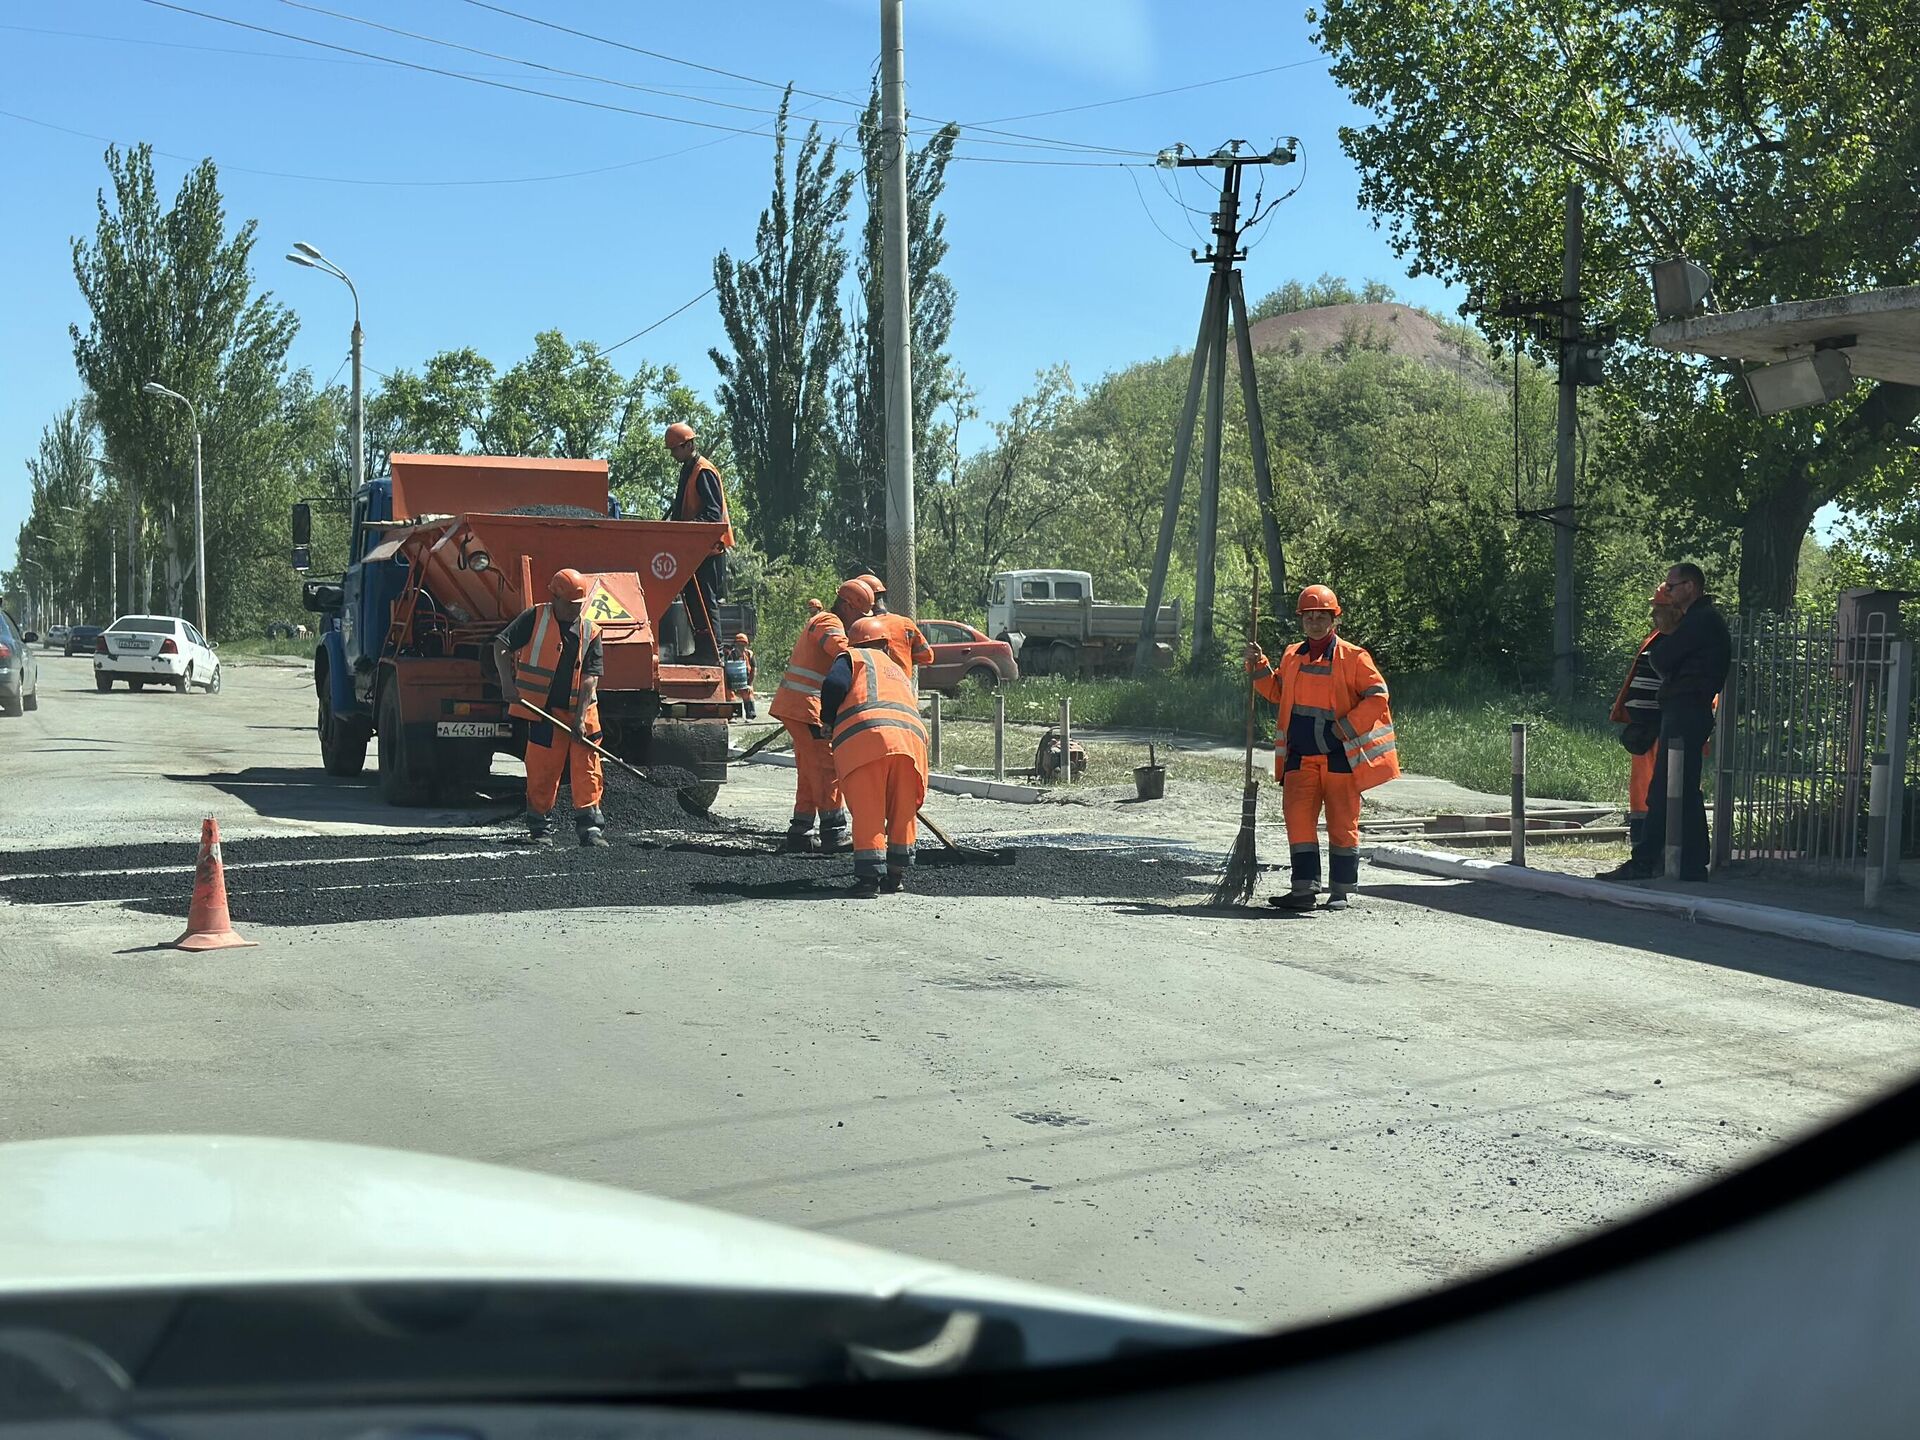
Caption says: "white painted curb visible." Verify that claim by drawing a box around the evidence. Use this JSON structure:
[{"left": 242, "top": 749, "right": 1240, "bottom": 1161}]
[
  {"left": 741, "top": 752, "right": 1043, "bottom": 804},
  {"left": 1367, "top": 844, "right": 1920, "bottom": 964}
]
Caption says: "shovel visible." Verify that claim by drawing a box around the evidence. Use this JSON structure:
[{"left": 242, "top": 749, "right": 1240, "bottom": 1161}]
[
  {"left": 916, "top": 807, "right": 1018, "bottom": 866},
  {"left": 518, "top": 698, "right": 662, "bottom": 786}
]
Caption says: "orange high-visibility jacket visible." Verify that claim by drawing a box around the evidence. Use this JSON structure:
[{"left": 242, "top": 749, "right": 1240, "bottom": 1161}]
[
  {"left": 510, "top": 604, "right": 595, "bottom": 722},
  {"left": 676, "top": 458, "right": 735, "bottom": 549},
  {"left": 874, "top": 613, "right": 935, "bottom": 682},
  {"left": 831, "top": 648, "right": 929, "bottom": 775},
  {"left": 1247, "top": 637, "right": 1400, "bottom": 790},
  {"left": 1611, "top": 631, "right": 1661, "bottom": 724},
  {"left": 769, "top": 610, "right": 850, "bottom": 725}
]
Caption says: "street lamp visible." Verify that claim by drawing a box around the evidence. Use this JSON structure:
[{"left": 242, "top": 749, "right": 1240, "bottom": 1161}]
[
  {"left": 17, "top": 556, "right": 46, "bottom": 634},
  {"left": 142, "top": 380, "right": 207, "bottom": 639},
  {"left": 286, "top": 241, "right": 364, "bottom": 497}
]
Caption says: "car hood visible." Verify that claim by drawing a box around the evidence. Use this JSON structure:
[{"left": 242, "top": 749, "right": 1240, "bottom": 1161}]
[{"left": 0, "top": 1135, "right": 1240, "bottom": 1362}]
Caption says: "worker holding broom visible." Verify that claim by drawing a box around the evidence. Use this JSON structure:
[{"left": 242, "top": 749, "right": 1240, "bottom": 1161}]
[
  {"left": 1243, "top": 585, "right": 1398, "bottom": 910},
  {"left": 769, "top": 578, "right": 874, "bottom": 853},
  {"left": 495, "top": 568, "right": 610, "bottom": 847},
  {"left": 821, "top": 617, "right": 930, "bottom": 898}
]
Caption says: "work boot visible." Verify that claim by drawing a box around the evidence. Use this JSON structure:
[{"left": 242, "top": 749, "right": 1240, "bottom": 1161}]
[
  {"left": 526, "top": 812, "right": 556, "bottom": 845},
  {"left": 575, "top": 806, "right": 609, "bottom": 847},
  {"left": 880, "top": 871, "right": 906, "bottom": 895},
  {"left": 1598, "top": 860, "right": 1656, "bottom": 882},
  {"left": 1324, "top": 887, "right": 1353, "bottom": 911},
  {"left": 818, "top": 814, "right": 852, "bottom": 854},
  {"left": 1267, "top": 888, "right": 1317, "bottom": 912},
  {"left": 579, "top": 828, "right": 611, "bottom": 848},
  {"left": 783, "top": 826, "right": 817, "bottom": 854},
  {"left": 848, "top": 876, "right": 882, "bottom": 900}
]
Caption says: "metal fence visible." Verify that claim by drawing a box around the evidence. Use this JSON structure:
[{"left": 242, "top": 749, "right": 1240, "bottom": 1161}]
[{"left": 1712, "top": 611, "right": 1913, "bottom": 885}]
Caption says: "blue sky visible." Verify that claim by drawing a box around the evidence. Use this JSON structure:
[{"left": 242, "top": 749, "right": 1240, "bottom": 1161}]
[{"left": 0, "top": 0, "right": 1460, "bottom": 572}]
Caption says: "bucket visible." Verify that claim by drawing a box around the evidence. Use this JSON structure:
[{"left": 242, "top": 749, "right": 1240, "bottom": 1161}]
[{"left": 1134, "top": 764, "right": 1166, "bottom": 801}]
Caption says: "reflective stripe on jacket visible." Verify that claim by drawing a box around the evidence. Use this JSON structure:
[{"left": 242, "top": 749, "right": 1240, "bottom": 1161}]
[
  {"left": 677, "top": 458, "right": 735, "bottom": 549},
  {"left": 768, "top": 611, "right": 850, "bottom": 724},
  {"left": 1247, "top": 635, "right": 1399, "bottom": 791},
  {"left": 1610, "top": 631, "right": 1662, "bottom": 724},
  {"left": 832, "top": 648, "right": 928, "bottom": 775},
  {"left": 511, "top": 604, "right": 594, "bottom": 721}
]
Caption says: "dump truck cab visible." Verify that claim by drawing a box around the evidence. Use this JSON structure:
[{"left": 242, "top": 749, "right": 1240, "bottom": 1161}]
[{"left": 298, "top": 454, "right": 740, "bottom": 813}]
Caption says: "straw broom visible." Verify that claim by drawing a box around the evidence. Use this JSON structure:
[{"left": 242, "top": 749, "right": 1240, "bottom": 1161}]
[{"left": 1209, "top": 550, "right": 1261, "bottom": 906}]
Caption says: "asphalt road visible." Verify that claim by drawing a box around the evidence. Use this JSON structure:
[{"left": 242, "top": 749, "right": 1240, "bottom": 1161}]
[{"left": 4, "top": 647, "right": 1919, "bottom": 1329}]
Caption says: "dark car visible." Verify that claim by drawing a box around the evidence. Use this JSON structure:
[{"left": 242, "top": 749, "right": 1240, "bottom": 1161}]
[
  {"left": 918, "top": 619, "right": 1019, "bottom": 696},
  {"left": 0, "top": 610, "right": 40, "bottom": 716},
  {"left": 66, "top": 623, "right": 106, "bottom": 657}
]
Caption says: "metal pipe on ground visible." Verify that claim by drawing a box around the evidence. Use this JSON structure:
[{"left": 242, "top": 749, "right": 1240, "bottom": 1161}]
[
  {"left": 1867, "top": 752, "right": 1889, "bottom": 909},
  {"left": 1510, "top": 722, "right": 1527, "bottom": 867},
  {"left": 1665, "top": 735, "right": 1686, "bottom": 880}
]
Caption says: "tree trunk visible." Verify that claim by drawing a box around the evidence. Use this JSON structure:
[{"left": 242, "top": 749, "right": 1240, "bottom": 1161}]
[{"left": 1736, "top": 479, "right": 1816, "bottom": 615}]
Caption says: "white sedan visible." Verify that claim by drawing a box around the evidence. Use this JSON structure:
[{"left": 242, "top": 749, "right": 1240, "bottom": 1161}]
[{"left": 94, "top": 614, "right": 223, "bottom": 694}]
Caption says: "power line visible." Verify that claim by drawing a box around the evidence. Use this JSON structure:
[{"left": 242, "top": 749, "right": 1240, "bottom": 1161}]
[
  {"left": 1125, "top": 166, "right": 1186, "bottom": 251},
  {"left": 962, "top": 59, "right": 1325, "bottom": 125},
  {"left": 141, "top": 1, "right": 1152, "bottom": 166},
  {"left": 0, "top": 105, "right": 745, "bottom": 188},
  {"left": 453, "top": 0, "right": 1155, "bottom": 158}
]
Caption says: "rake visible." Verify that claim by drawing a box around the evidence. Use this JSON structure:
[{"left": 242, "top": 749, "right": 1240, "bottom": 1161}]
[{"left": 1209, "top": 550, "right": 1261, "bottom": 907}]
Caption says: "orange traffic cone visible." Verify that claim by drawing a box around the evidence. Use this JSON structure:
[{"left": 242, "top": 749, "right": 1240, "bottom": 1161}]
[{"left": 172, "top": 815, "right": 258, "bottom": 951}]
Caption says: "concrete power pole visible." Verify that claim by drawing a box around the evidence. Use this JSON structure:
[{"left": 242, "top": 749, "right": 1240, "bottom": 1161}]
[
  {"left": 1553, "top": 181, "right": 1583, "bottom": 706},
  {"left": 880, "top": 0, "right": 916, "bottom": 618}
]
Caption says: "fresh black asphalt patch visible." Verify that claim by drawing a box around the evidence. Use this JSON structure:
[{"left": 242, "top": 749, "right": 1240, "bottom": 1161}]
[{"left": 0, "top": 825, "right": 1210, "bottom": 926}]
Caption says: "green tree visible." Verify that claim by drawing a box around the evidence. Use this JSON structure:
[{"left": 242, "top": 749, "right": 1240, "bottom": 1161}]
[
  {"left": 710, "top": 89, "right": 856, "bottom": 561},
  {"left": 70, "top": 144, "right": 299, "bottom": 628},
  {"left": 1247, "top": 272, "right": 1397, "bottom": 322},
  {"left": 1310, "top": 0, "right": 1920, "bottom": 611},
  {"left": 830, "top": 84, "right": 961, "bottom": 574}
]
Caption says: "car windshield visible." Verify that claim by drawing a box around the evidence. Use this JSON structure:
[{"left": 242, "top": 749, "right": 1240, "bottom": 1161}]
[{"left": 4, "top": 5, "right": 1919, "bottom": 1428}]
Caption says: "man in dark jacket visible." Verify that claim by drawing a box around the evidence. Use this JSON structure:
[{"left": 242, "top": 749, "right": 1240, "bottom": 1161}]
[
  {"left": 662, "top": 422, "right": 733, "bottom": 664},
  {"left": 1604, "top": 563, "right": 1730, "bottom": 882}
]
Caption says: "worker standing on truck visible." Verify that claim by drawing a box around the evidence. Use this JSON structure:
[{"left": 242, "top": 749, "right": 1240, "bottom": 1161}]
[
  {"left": 1243, "top": 585, "right": 1399, "bottom": 911},
  {"left": 663, "top": 422, "right": 733, "bottom": 664},
  {"left": 768, "top": 579, "right": 873, "bottom": 854},
  {"left": 821, "top": 617, "right": 930, "bottom": 898},
  {"left": 725, "top": 631, "right": 756, "bottom": 720},
  {"left": 855, "top": 572, "right": 934, "bottom": 685},
  {"left": 494, "top": 568, "right": 609, "bottom": 847}
]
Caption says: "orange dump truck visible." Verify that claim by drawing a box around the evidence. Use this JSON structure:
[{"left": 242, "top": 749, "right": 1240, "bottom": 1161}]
[{"left": 295, "top": 453, "right": 735, "bottom": 811}]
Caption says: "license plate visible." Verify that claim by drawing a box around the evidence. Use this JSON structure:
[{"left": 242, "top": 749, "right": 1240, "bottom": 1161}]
[
  {"left": 436, "top": 721, "right": 512, "bottom": 739},
  {"left": 117, "top": 638, "right": 152, "bottom": 652}
]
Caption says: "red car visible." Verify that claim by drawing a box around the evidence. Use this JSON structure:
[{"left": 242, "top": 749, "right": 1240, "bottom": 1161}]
[{"left": 917, "top": 620, "right": 1019, "bottom": 696}]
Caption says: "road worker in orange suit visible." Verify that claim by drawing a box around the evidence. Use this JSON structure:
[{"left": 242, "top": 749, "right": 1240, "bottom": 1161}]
[
  {"left": 1243, "top": 585, "right": 1399, "bottom": 911},
  {"left": 663, "top": 421, "right": 734, "bottom": 663},
  {"left": 725, "top": 631, "right": 757, "bottom": 720},
  {"left": 855, "top": 572, "right": 934, "bottom": 684},
  {"left": 821, "top": 617, "right": 930, "bottom": 898},
  {"left": 768, "top": 578, "right": 874, "bottom": 853},
  {"left": 494, "top": 568, "right": 609, "bottom": 847},
  {"left": 1611, "top": 582, "right": 1685, "bottom": 850}
]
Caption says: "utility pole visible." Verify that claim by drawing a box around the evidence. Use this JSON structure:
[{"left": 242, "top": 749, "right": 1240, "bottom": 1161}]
[
  {"left": 880, "top": 0, "right": 916, "bottom": 618},
  {"left": 1135, "top": 141, "right": 1295, "bottom": 675},
  {"left": 1553, "top": 181, "right": 1582, "bottom": 707}
]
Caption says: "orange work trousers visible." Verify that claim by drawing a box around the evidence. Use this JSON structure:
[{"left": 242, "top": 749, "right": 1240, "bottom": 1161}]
[
  {"left": 526, "top": 702, "right": 603, "bottom": 818},
  {"left": 1282, "top": 755, "right": 1361, "bottom": 889},
  {"left": 839, "top": 752, "right": 927, "bottom": 879},
  {"left": 781, "top": 718, "right": 848, "bottom": 837}
]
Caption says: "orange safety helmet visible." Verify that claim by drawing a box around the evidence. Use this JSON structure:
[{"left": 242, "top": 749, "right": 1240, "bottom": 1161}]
[
  {"left": 806, "top": 598, "right": 824, "bottom": 613},
  {"left": 1296, "top": 584, "right": 1342, "bottom": 616},
  {"left": 856, "top": 571, "right": 886, "bottom": 596},
  {"left": 549, "top": 567, "right": 592, "bottom": 602},
  {"left": 835, "top": 578, "right": 875, "bottom": 614},
  {"left": 733, "top": 631, "right": 750, "bottom": 644},
  {"left": 664, "top": 421, "right": 698, "bottom": 448},
  {"left": 848, "top": 617, "right": 890, "bottom": 648}
]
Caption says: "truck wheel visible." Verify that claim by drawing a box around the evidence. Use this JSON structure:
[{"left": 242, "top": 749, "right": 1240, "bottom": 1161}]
[
  {"left": 1049, "top": 643, "right": 1080, "bottom": 679},
  {"left": 377, "top": 681, "right": 432, "bottom": 806},
  {"left": 318, "top": 691, "right": 370, "bottom": 777}
]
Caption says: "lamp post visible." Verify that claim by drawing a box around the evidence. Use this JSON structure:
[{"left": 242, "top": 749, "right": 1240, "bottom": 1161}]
[
  {"left": 18, "top": 556, "right": 46, "bottom": 633},
  {"left": 29, "top": 534, "right": 60, "bottom": 624},
  {"left": 142, "top": 381, "right": 206, "bottom": 639},
  {"left": 286, "top": 242, "right": 364, "bottom": 496}
]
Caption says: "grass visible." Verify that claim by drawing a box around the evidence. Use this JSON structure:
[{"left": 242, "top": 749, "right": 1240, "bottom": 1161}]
[
  {"left": 216, "top": 636, "right": 312, "bottom": 659},
  {"left": 944, "top": 668, "right": 1628, "bottom": 805}
]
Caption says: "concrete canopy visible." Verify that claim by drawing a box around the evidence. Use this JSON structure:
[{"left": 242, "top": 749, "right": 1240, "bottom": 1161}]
[{"left": 1649, "top": 284, "right": 1920, "bottom": 386}]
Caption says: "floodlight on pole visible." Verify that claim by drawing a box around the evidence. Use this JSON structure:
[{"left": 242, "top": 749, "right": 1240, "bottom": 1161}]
[
  {"left": 1650, "top": 257, "right": 1714, "bottom": 321},
  {"left": 1741, "top": 349, "right": 1856, "bottom": 416}
]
